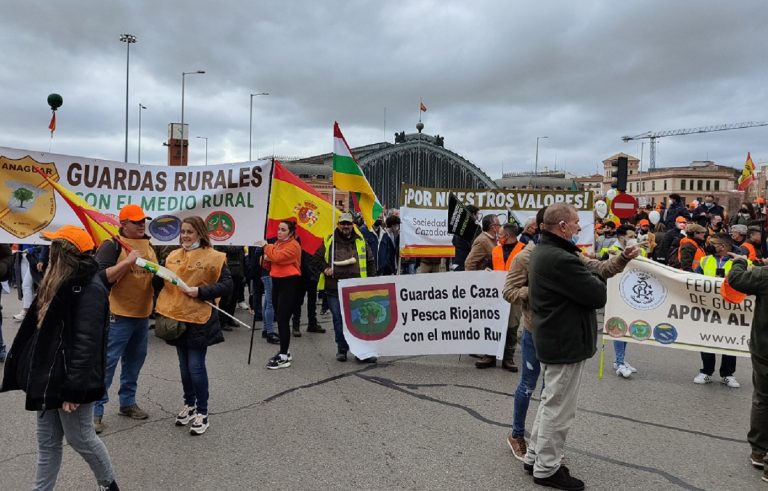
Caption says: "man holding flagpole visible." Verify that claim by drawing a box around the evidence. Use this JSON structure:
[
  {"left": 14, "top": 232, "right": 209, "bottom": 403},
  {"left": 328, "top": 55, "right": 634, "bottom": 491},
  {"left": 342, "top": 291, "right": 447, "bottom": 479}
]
[{"left": 93, "top": 204, "right": 158, "bottom": 433}]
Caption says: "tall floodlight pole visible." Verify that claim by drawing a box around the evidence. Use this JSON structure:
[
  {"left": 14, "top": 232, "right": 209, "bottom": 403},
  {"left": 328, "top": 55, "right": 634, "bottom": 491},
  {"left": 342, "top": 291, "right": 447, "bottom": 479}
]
[
  {"left": 196, "top": 136, "right": 208, "bottom": 165},
  {"left": 535, "top": 136, "right": 548, "bottom": 176},
  {"left": 249, "top": 92, "right": 269, "bottom": 161},
  {"left": 138, "top": 103, "right": 147, "bottom": 164},
  {"left": 180, "top": 70, "right": 205, "bottom": 166},
  {"left": 119, "top": 34, "right": 137, "bottom": 162}
]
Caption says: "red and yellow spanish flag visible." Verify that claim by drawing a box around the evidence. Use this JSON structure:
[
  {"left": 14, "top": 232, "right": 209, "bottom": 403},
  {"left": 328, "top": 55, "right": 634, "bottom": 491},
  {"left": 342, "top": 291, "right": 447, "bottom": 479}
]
[
  {"left": 33, "top": 167, "right": 120, "bottom": 246},
  {"left": 48, "top": 112, "right": 56, "bottom": 134},
  {"left": 419, "top": 101, "right": 427, "bottom": 112},
  {"left": 267, "top": 161, "right": 339, "bottom": 254},
  {"left": 738, "top": 152, "right": 756, "bottom": 191}
]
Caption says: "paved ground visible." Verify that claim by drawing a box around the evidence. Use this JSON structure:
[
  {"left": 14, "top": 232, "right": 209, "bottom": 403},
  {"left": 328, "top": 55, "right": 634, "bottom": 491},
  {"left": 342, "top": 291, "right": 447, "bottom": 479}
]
[{"left": 0, "top": 290, "right": 763, "bottom": 490}]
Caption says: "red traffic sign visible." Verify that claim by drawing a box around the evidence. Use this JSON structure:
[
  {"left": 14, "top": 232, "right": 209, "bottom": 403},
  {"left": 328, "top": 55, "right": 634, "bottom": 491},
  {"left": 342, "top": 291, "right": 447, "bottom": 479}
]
[{"left": 611, "top": 192, "right": 638, "bottom": 219}]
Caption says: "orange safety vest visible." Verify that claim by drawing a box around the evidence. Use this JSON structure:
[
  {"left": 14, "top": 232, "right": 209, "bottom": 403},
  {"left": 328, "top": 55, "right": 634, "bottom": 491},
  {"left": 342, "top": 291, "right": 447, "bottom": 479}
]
[
  {"left": 109, "top": 237, "right": 158, "bottom": 318},
  {"left": 678, "top": 237, "right": 706, "bottom": 270},
  {"left": 744, "top": 242, "right": 759, "bottom": 262},
  {"left": 491, "top": 241, "right": 525, "bottom": 271}
]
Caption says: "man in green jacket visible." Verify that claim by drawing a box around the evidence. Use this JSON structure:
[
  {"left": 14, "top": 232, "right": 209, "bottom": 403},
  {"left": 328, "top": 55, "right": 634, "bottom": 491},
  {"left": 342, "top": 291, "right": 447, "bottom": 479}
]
[
  {"left": 523, "top": 203, "right": 638, "bottom": 490},
  {"left": 727, "top": 257, "right": 768, "bottom": 482}
]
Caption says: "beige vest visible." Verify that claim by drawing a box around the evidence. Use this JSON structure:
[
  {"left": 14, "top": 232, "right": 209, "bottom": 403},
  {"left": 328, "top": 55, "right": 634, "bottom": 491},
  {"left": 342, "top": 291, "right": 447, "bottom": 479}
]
[
  {"left": 155, "top": 247, "right": 226, "bottom": 324},
  {"left": 109, "top": 238, "right": 158, "bottom": 318}
]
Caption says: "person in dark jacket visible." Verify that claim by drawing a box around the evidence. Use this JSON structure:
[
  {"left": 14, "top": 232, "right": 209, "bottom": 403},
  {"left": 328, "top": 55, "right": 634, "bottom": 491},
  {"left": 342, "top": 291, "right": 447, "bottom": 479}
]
[
  {"left": 727, "top": 257, "right": 768, "bottom": 480},
  {"left": 292, "top": 243, "right": 324, "bottom": 334},
  {"left": 377, "top": 215, "right": 400, "bottom": 276},
  {"left": 0, "top": 243, "right": 13, "bottom": 362},
  {"left": 523, "top": 203, "right": 637, "bottom": 490},
  {"left": 450, "top": 205, "right": 480, "bottom": 271},
  {"left": 1, "top": 225, "right": 118, "bottom": 490},
  {"left": 214, "top": 246, "right": 245, "bottom": 330},
  {"left": 692, "top": 194, "right": 725, "bottom": 228},
  {"left": 155, "top": 216, "right": 232, "bottom": 435},
  {"left": 663, "top": 193, "right": 691, "bottom": 230}
]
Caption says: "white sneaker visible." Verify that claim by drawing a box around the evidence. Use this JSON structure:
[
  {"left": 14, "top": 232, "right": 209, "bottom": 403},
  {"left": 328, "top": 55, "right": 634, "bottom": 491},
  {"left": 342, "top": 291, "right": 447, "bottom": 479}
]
[
  {"left": 189, "top": 413, "right": 209, "bottom": 435},
  {"left": 615, "top": 364, "right": 633, "bottom": 379},
  {"left": 722, "top": 376, "right": 741, "bottom": 388},
  {"left": 237, "top": 301, "right": 250, "bottom": 310},
  {"left": 613, "top": 361, "right": 638, "bottom": 373},
  {"left": 175, "top": 405, "right": 196, "bottom": 426},
  {"left": 693, "top": 373, "right": 712, "bottom": 384}
]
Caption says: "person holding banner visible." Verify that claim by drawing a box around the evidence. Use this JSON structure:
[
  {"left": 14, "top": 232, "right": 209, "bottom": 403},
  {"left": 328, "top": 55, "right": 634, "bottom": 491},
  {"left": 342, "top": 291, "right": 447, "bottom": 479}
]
[
  {"left": 489, "top": 223, "right": 524, "bottom": 372},
  {"left": 693, "top": 234, "right": 741, "bottom": 388},
  {"left": 257, "top": 219, "right": 302, "bottom": 369},
  {"left": 93, "top": 204, "right": 158, "bottom": 433},
  {"left": 726, "top": 251, "right": 768, "bottom": 480},
  {"left": 450, "top": 205, "right": 480, "bottom": 272},
  {"left": 522, "top": 203, "right": 634, "bottom": 490},
  {"left": 156, "top": 216, "right": 232, "bottom": 435},
  {"left": 313, "top": 212, "right": 376, "bottom": 362}
]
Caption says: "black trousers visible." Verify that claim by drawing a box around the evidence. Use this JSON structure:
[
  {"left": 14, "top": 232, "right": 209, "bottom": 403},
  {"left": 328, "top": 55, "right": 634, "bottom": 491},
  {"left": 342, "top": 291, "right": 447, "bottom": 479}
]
[
  {"left": 272, "top": 275, "right": 301, "bottom": 354},
  {"left": 292, "top": 277, "right": 318, "bottom": 328},
  {"left": 700, "top": 352, "right": 736, "bottom": 377},
  {"left": 750, "top": 355, "right": 768, "bottom": 455}
]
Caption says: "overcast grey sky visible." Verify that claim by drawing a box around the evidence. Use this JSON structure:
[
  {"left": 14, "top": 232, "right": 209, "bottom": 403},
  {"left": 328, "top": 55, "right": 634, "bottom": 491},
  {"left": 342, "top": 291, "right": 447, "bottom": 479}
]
[{"left": 1, "top": 0, "right": 767, "bottom": 178}]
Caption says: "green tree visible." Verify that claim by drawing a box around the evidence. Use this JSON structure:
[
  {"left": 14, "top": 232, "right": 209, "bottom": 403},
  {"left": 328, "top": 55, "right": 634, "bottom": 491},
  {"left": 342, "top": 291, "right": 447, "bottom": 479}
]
[{"left": 13, "top": 187, "right": 34, "bottom": 208}]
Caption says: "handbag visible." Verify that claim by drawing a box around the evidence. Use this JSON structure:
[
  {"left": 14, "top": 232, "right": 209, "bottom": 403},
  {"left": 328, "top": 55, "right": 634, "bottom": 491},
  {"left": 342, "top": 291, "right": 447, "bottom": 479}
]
[{"left": 154, "top": 314, "right": 187, "bottom": 341}]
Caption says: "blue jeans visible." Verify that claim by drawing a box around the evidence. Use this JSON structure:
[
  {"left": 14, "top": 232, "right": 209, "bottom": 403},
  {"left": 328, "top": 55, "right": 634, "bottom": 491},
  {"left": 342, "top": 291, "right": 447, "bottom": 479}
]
[
  {"left": 94, "top": 315, "right": 149, "bottom": 417},
  {"left": 512, "top": 329, "right": 541, "bottom": 439},
  {"left": 325, "top": 292, "right": 348, "bottom": 352},
  {"left": 261, "top": 275, "right": 275, "bottom": 334},
  {"left": 36, "top": 403, "right": 114, "bottom": 490},
  {"left": 614, "top": 341, "right": 627, "bottom": 365},
  {"left": 176, "top": 346, "right": 209, "bottom": 414}
]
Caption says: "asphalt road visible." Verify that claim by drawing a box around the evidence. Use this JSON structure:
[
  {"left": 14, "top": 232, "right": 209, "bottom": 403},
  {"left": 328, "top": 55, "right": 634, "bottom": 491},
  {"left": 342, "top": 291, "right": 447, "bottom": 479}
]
[{"left": 0, "top": 290, "right": 763, "bottom": 490}]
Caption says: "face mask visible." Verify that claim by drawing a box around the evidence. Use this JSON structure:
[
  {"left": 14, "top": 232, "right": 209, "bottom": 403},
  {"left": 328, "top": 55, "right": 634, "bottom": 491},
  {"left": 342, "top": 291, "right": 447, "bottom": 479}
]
[
  {"left": 570, "top": 234, "right": 580, "bottom": 246},
  {"left": 705, "top": 202, "right": 714, "bottom": 208},
  {"left": 182, "top": 241, "right": 200, "bottom": 251}
]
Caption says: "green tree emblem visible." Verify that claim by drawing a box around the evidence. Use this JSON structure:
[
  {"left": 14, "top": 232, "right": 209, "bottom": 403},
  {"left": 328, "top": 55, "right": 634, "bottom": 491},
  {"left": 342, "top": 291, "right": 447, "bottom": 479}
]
[{"left": 13, "top": 187, "right": 34, "bottom": 208}]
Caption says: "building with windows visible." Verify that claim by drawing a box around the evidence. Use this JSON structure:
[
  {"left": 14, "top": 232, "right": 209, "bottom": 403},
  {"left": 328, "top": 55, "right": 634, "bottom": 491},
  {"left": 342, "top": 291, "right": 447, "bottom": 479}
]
[{"left": 600, "top": 153, "right": 747, "bottom": 212}]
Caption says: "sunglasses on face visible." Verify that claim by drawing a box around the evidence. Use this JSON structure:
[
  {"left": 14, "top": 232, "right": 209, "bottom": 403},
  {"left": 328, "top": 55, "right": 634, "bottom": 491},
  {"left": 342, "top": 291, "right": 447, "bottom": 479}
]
[{"left": 129, "top": 220, "right": 145, "bottom": 225}]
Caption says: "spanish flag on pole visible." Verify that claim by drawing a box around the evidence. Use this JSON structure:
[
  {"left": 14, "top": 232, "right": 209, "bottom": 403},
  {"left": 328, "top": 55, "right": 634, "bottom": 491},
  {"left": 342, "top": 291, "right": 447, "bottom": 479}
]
[
  {"left": 737, "top": 152, "right": 756, "bottom": 191},
  {"left": 33, "top": 167, "right": 120, "bottom": 246},
  {"left": 332, "top": 122, "right": 383, "bottom": 228},
  {"left": 267, "top": 161, "right": 339, "bottom": 255}
]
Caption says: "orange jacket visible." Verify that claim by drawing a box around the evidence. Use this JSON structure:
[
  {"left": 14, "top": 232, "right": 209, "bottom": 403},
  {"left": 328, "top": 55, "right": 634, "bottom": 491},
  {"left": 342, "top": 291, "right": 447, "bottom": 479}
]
[
  {"left": 264, "top": 239, "right": 301, "bottom": 277},
  {"left": 678, "top": 237, "right": 705, "bottom": 271},
  {"left": 744, "top": 242, "right": 759, "bottom": 262},
  {"left": 492, "top": 241, "right": 525, "bottom": 271}
]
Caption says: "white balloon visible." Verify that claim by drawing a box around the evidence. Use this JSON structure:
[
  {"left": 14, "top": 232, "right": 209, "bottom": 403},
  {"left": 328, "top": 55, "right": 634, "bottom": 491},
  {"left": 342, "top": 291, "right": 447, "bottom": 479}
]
[
  {"left": 605, "top": 188, "right": 618, "bottom": 201},
  {"left": 649, "top": 210, "right": 661, "bottom": 225},
  {"left": 595, "top": 200, "right": 608, "bottom": 219}
]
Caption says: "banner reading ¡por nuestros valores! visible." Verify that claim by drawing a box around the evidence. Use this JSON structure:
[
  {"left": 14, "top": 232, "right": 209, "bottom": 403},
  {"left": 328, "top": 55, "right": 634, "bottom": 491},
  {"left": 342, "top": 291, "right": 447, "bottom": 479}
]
[
  {"left": 399, "top": 184, "right": 595, "bottom": 257},
  {"left": 0, "top": 146, "right": 272, "bottom": 245},
  {"left": 604, "top": 257, "right": 752, "bottom": 357},
  {"left": 338, "top": 271, "right": 511, "bottom": 359}
]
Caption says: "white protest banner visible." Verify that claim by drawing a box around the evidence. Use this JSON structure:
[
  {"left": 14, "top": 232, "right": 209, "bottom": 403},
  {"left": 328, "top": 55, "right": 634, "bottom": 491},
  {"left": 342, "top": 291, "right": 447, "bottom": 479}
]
[
  {"left": 0, "top": 146, "right": 272, "bottom": 245},
  {"left": 604, "top": 257, "right": 752, "bottom": 357},
  {"left": 338, "top": 271, "right": 511, "bottom": 359},
  {"left": 399, "top": 184, "right": 595, "bottom": 257}
]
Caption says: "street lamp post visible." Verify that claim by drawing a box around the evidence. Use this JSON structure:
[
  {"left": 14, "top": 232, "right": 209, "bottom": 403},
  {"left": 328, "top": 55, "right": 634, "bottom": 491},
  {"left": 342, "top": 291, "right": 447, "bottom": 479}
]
[
  {"left": 180, "top": 70, "right": 205, "bottom": 166},
  {"left": 119, "top": 34, "right": 137, "bottom": 163},
  {"left": 249, "top": 92, "right": 269, "bottom": 161},
  {"left": 196, "top": 136, "right": 208, "bottom": 165},
  {"left": 535, "top": 136, "right": 548, "bottom": 176},
  {"left": 138, "top": 103, "right": 147, "bottom": 164}
]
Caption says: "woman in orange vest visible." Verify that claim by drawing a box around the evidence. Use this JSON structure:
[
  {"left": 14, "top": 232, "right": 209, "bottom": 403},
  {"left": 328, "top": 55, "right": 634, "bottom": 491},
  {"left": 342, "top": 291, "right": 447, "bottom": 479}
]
[
  {"left": 156, "top": 216, "right": 232, "bottom": 435},
  {"left": 257, "top": 219, "right": 302, "bottom": 370},
  {"left": 679, "top": 224, "right": 707, "bottom": 272}
]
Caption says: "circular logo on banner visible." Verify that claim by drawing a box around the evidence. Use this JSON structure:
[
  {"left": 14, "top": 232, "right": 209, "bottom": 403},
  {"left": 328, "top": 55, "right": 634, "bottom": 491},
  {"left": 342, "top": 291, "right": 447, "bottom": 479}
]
[
  {"left": 149, "top": 215, "right": 181, "bottom": 242},
  {"left": 653, "top": 323, "right": 678, "bottom": 344},
  {"left": 206, "top": 211, "right": 235, "bottom": 241},
  {"left": 605, "top": 317, "right": 628, "bottom": 338},
  {"left": 619, "top": 268, "right": 667, "bottom": 311},
  {"left": 629, "top": 320, "right": 652, "bottom": 341}
]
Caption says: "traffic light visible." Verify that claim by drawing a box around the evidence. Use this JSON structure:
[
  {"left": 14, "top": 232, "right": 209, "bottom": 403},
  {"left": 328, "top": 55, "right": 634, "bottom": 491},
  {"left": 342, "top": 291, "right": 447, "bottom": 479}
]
[{"left": 610, "top": 156, "right": 628, "bottom": 192}]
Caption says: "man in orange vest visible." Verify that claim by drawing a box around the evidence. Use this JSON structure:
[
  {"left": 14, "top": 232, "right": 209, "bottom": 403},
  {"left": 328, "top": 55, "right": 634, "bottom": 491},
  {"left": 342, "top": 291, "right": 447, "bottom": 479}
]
[
  {"left": 477, "top": 223, "right": 525, "bottom": 370},
  {"left": 93, "top": 204, "right": 158, "bottom": 433},
  {"left": 679, "top": 224, "right": 707, "bottom": 272},
  {"left": 745, "top": 226, "right": 764, "bottom": 262}
]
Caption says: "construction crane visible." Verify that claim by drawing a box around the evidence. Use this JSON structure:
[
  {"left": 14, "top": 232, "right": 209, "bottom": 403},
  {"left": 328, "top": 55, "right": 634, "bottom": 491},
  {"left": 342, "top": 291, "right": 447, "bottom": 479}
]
[{"left": 621, "top": 121, "right": 768, "bottom": 169}]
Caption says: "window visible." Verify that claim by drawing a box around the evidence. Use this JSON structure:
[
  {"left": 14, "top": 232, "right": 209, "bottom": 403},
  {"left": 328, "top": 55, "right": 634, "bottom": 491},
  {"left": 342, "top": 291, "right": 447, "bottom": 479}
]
[
  {"left": 652, "top": 181, "right": 656, "bottom": 191},
  {"left": 681, "top": 179, "right": 686, "bottom": 190},
  {"left": 691, "top": 179, "right": 695, "bottom": 190},
  {"left": 642, "top": 181, "right": 646, "bottom": 191},
  {"left": 714, "top": 180, "right": 720, "bottom": 191},
  {"left": 697, "top": 180, "right": 703, "bottom": 191},
  {"left": 664, "top": 179, "right": 668, "bottom": 191},
  {"left": 706, "top": 180, "right": 711, "bottom": 191}
]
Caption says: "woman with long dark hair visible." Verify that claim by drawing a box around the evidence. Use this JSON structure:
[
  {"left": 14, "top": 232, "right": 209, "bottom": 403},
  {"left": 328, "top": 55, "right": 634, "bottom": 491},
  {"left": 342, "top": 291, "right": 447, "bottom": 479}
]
[
  {"left": 1, "top": 225, "right": 118, "bottom": 490},
  {"left": 155, "top": 216, "right": 232, "bottom": 435},
  {"left": 256, "top": 219, "right": 302, "bottom": 369}
]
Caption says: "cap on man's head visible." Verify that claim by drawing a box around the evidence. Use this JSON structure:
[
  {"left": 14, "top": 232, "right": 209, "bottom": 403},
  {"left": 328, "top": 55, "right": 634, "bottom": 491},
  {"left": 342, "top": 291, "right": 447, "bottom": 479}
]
[
  {"left": 675, "top": 216, "right": 689, "bottom": 224},
  {"left": 756, "top": 197, "right": 766, "bottom": 205},
  {"left": 748, "top": 226, "right": 762, "bottom": 234},
  {"left": 731, "top": 224, "right": 748, "bottom": 235},
  {"left": 119, "top": 204, "right": 152, "bottom": 222},
  {"left": 41, "top": 225, "right": 95, "bottom": 253},
  {"left": 638, "top": 219, "right": 650, "bottom": 226},
  {"left": 686, "top": 224, "right": 707, "bottom": 234},
  {"left": 338, "top": 212, "right": 354, "bottom": 224}
]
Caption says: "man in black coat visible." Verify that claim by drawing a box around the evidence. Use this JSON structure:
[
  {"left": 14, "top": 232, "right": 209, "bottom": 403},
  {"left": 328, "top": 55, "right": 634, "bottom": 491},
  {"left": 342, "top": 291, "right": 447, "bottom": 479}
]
[
  {"left": 523, "top": 203, "right": 638, "bottom": 490},
  {"left": 692, "top": 194, "right": 725, "bottom": 228},
  {"left": 0, "top": 244, "right": 13, "bottom": 361},
  {"left": 663, "top": 193, "right": 691, "bottom": 230}
]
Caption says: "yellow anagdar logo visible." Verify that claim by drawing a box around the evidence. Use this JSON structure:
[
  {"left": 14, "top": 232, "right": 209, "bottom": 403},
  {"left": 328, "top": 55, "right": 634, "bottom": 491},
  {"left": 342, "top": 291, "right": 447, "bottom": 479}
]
[{"left": 0, "top": 155, "right": 59, "bottom": 238}]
